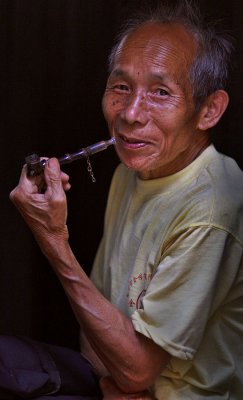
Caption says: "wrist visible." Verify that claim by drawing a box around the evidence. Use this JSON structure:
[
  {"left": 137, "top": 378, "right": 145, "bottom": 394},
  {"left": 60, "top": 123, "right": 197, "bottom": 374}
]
[{"left": 32, "top": 224, "right": 70, "bottom": 259}]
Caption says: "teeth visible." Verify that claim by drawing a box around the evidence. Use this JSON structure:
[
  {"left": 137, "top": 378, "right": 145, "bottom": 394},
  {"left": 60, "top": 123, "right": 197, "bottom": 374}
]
[{"left": 122, "top": 136, "right": 139, "bottom": 143}]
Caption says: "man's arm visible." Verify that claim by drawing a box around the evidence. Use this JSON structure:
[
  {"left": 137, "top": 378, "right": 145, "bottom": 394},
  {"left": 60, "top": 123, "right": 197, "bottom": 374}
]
[
  {"left": 100, "top": 376, "right": 156, "bottom": 399},
  {"left": 10, "top": 158, "right": 170, "bottom": 394}
]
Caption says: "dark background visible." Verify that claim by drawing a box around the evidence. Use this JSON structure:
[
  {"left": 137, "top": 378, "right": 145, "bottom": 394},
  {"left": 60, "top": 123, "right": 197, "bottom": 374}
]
[{"left": 0, "top": 0, "right": 242, "bottom": 350}]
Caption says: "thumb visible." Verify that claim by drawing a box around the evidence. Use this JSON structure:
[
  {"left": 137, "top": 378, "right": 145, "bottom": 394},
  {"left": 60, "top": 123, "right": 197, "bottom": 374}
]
[
  {"left": 44, "top": 158, "right": 63, "bottom": 196},
  {"left": 99, "top": 376, "right": 121, "bottom": 396},
  {"left": 99, "top": 377, "right": 155, "bottom": 400},
  {"left": 99, "top": 376, "right": 114, "bottom": 392}
]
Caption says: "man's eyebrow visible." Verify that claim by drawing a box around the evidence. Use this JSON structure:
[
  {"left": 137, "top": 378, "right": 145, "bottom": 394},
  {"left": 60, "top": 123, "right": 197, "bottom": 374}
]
[
  {"left": 109, "top": 69, "right": 181, "bottom": 88},
  {"left": 110, "top": 69, "right": 168, "bottom": 80},
  {"left": 149, "top": 72, "right": 182, "bottom": 88},
  {"left": 148, "top": 72, "right": 180, "bottom": 87},
  {"left": 109, "top": 69, "right": 129, "bottom": 78},
  {"left": 149, "top": 72, "right": 168, "bottom": 81}
]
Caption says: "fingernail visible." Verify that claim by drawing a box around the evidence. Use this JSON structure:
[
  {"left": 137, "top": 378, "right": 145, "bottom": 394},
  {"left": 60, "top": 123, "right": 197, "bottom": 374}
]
[{"left": 47, "top": 158, "right": 59, "bottom": 172}]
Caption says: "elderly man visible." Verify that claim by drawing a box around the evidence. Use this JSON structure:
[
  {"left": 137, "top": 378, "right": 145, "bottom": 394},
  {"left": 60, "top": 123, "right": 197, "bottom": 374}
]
[{"left": 9, "top": 1, "right": 243, "bottom": 399}]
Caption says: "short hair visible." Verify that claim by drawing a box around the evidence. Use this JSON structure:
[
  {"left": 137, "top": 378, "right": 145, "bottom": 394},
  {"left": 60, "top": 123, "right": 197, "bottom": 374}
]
[{"left": 108, "top": 0, "right": 234, "bottom": 111}]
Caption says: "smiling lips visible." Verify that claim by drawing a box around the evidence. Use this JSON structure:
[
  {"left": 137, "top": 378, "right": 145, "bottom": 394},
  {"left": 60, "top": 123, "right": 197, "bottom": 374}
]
[{"left": 119, "top": 134, "right": 148, "bottom": 149}]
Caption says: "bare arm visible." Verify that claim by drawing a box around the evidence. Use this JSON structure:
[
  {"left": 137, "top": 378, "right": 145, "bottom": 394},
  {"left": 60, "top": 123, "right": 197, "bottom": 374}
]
[
  {"left": 10, "top": 158, "right": 170, "bottom": 393},
  {"left": 100, "top": 376, "right": 156, "bottom": 399}
]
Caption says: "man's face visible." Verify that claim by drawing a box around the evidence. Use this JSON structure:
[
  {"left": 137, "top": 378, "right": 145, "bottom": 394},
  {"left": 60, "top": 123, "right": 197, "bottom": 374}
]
[{"left": 102, "top": 22, "right": 204, "bottom": 179}]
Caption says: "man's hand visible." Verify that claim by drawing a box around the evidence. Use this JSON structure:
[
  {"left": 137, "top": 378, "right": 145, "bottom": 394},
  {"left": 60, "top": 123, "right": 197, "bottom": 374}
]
[
  {"left": 100, "top": 376, "right": 156, "bottom": 400},
  {"left": 9, "top": 158, "right": 71, "bottom": 252},
  {"left": 10, "top": 158, "right": 170, "bottom": 394}
]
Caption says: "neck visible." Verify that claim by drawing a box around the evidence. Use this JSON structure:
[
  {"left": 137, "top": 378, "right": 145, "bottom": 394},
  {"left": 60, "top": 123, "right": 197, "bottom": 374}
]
[{"left": 139, "top": 133, "right": 211, "bottom": 180}]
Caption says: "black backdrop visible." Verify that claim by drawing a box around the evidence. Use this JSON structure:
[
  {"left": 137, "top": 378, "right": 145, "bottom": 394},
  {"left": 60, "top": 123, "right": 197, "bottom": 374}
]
[{"left": 0, "top": 0, "right": 242, "bottom": 350}]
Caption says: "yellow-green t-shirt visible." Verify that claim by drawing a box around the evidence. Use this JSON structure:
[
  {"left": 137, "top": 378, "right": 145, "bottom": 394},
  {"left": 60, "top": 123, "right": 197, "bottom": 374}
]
[{"left": 91, "top": 145, "right": 243, "bottom": 399}]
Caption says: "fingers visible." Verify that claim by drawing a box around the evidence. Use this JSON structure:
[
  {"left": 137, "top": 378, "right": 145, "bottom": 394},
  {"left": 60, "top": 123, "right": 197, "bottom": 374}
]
[
  {"left": 100, "top": 376, "right": 116, "bottom": 393},
  {"left": 61, "top": 171, "right": 71, "bottom": 191},
  {"left": 9, "top": 164, "right": 34, "bottom": 205},
  {"left": 99, "top": 376, "right": 155, "bottom": 400},
  {"left": 44, "top": 158, "right": 62, "bottom": 192},
  {"left": 100, "top": 376, "right": 125, "bottom": 399},
  {"left": 44, "top": 158, "right": 71, "bottom": 195},
  {"left": 10, "top": 158, "right": 71, "bottom": 209}
]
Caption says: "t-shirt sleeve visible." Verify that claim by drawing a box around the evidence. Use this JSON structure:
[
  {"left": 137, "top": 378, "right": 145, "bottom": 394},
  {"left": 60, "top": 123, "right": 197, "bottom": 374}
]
[{"left": 132, "top": 225, "right": 242, "bottom": 360}]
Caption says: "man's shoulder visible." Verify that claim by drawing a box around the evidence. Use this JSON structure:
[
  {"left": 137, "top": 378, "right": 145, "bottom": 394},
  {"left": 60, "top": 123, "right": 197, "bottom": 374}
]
[
  {"left": 204, "top": 149, "right": 243, "bottom": 207},
  {"left": 184, "top": 149, "right": 243, "bottom": 242}
]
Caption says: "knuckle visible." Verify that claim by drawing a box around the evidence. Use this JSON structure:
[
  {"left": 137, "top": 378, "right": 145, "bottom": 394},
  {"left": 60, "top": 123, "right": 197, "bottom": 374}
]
[{"left": 9, "top": 186, "right": 23, "bottom": 204}]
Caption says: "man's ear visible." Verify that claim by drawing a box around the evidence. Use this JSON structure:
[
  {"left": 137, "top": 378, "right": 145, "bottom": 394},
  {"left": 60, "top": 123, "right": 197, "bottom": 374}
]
[{"left": 197, "top": 90, "right": 229, "bottom": 131}]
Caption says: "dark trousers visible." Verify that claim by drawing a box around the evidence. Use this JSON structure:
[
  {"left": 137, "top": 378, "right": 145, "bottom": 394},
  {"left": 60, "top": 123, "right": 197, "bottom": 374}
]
[{"left": 0, "top": 335, "right": 102, "bottom": 399}]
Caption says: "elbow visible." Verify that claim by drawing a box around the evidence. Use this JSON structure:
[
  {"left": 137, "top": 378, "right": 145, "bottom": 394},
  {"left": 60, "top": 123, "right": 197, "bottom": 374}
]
[{"left": 105, "top": 335, "right": 170, "bottom": 393}]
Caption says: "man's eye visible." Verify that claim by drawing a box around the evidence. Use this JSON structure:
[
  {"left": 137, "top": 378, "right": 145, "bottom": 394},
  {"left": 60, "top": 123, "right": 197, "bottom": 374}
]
[
  {"left": 155, "top": 88, "right": 169, "bottom": 96},
  {"left": 113, "top": 84, "right": 129, "bottom": 92}
]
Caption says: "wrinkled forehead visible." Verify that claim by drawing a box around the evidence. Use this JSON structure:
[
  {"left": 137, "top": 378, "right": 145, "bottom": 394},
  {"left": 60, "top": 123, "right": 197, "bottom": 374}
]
[{"left": 113, "top": 22, "right": 198, "bottom": 71}]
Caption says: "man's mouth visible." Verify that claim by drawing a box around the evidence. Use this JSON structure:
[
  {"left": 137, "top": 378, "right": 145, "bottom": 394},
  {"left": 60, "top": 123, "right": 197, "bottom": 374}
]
[{"left": 119, "top": 134, "right": 147, "bottom": 148}]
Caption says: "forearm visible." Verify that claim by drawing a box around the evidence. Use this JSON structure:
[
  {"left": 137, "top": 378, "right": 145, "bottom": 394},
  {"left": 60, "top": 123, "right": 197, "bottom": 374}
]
[
  {"left": 100, "top": 376, "right": 156, "bottom": 399},
  {"left": 42, "top": 238, "right": 168, "bottom": 393},
  {"left": 10, "top": 159, "right": 169, "bottom": 393}
]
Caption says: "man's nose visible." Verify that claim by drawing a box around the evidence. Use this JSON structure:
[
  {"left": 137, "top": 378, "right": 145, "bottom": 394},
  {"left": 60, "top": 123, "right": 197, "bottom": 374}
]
[{"left": 121, "top": 92, "right": 148, "bottom": 125}]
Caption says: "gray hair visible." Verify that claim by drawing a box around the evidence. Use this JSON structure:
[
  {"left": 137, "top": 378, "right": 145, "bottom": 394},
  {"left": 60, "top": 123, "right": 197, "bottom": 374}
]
[{"left": 108, "top": 0, "right": 234, "bottom": 111}]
